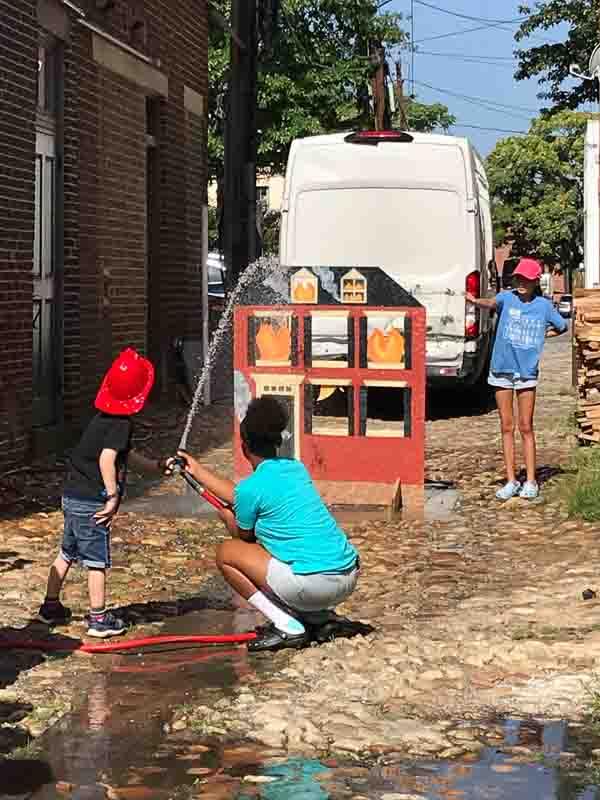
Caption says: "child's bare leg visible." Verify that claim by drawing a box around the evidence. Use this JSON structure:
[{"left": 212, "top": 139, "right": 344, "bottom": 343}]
[
  {"left": 88, "top": 568, "right": 107, "bottom": 610},
  {"left": 517, "top": 388, "right": 537, "bottom": 483},
  {"left": 46, "top": 555, "right": 71, "bottom": 599},
  {"left": 216, "top": 540, "right": 270, "bottom": 599},
  {"left": 495, "top": 388, "right": 516, "bottom": 481},
  {"left": 217, "top": 540, "right": 306, "bottom": 636}
]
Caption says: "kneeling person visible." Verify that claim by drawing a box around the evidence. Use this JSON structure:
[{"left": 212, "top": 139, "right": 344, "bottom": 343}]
[{"left": 173, "top": 397, "right": 360, "bottom": 652}]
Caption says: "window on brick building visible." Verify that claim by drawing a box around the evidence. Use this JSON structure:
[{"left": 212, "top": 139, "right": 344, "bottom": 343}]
[{"left": 37, "top": 39, "right": 58, "bottom": 115}]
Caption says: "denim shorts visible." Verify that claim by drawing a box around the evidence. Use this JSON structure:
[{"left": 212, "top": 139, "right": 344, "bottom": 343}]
[
  {"left": 266, "top": 557, "right": 359, "bottom": 612},
  {"left": 488, "top": 372, "right": 537, "bottom": 391},
  {"left": 61, "top": 495, "right": 111, "bottom": 569}
]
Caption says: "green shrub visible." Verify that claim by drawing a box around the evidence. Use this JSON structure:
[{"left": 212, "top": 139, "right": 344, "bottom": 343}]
[{"left": 567, "top": 448, "right": 600, "bottom": 521}]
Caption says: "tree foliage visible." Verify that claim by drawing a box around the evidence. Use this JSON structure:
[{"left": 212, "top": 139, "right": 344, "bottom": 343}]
[
  {"left": 403, "top": 100, "right": 455, "bottom": 132},
  {"left": 515, "top": 1, "right": 600, "bottom": 110},
  {"left": 486, "top": 111, "right": 589, "bottom": 274},
  {"left": 208, "top": 0, "right": 407, "bottom": 180}
]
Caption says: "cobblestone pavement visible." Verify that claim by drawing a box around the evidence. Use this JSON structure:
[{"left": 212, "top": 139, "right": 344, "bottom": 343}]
[{"left": 2, "top": 332, "right": 594, "bottom": 766}]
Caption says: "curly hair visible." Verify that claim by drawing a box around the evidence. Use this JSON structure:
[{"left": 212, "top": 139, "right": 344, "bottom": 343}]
[{"left": 240, "top": 396, "right": 288, "bottom": 458}]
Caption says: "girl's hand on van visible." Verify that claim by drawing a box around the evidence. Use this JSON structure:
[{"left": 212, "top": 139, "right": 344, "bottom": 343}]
[{"left": 465, "top": 292, "right": 478, "bottom": 304}]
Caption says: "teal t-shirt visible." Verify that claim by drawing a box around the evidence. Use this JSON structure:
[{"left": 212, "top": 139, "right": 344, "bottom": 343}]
[{"left": 233, "top": 458, "right": 358, "bottom": 575}]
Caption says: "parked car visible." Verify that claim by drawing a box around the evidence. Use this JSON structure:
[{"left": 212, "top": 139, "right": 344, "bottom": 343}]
[
  {"left": 207, "top": 251, "right": 226, "bottom": 298},
  {"left": 557, "top": 294, "right": 573, "bottom": 318},
  {"left": 207, "top": 251, "right": 226, "bottom": 333}
]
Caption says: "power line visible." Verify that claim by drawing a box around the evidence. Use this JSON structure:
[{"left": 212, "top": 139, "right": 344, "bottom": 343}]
[
  {"left": 416, "top": 50, "right": 516, "bottom": 68},
  {"left": 413, "top": 79, "right": 538, "bottom": 118},
  {"left": 416, "top": 49, "right": 515, "bottom": 63},
  {"left": 413, "top": 0, "right": 528, "bottom": 26},
  {"left": 413, "top": 18, "right": 561, "bottom": 46},
  {"left": 452, "top": 122, "right": 528, "bottom": 135},
  {"left": 414, "top": 21, "right": 519, "bottom": 44}
]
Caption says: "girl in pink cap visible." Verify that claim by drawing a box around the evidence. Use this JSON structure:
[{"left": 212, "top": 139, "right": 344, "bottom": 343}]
[{"left": 466, "top": 258, "right": 567, "bottom": 500}]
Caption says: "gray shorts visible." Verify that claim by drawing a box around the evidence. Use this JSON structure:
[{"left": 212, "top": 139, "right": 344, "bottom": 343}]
[{"left": 266, "top": 557, "right": 359, "bottom": 612}]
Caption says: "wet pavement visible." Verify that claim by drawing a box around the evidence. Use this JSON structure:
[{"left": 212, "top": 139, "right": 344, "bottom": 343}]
[{"left": 4, "top": 330, "right": 600, "bottom": 798}]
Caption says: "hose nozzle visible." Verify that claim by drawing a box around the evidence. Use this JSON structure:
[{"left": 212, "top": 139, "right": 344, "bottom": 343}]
[{"left": 171, "top": 456, "right": 229, "bottom": 511}]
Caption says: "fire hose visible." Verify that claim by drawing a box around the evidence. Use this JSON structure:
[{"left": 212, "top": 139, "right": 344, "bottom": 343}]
[
  {"left": 0, "top": 461, "right": 256, "bottom": 655},
  {"left": 0, "top": 633, "right": 257, "bottom": 655}
]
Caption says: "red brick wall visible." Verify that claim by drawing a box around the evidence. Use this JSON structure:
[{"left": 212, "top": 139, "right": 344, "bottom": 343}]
[
  {"left": 64, "top": 0, "right": 208, "bottom": 427},
  {"left": 148, "top": 1, "right": 208, "bottom": 384},
  {"left": 1, "top": 0, "right": 209, "bottom": 468},
  {"left": 0, "top": 0, "right": 37, "bottom": 470},
  {"left": 66, "top": 0, "right": 208, "bottom": 414},
  {"left": 62, "top": 26, "right": 83, "bottom": 435}
]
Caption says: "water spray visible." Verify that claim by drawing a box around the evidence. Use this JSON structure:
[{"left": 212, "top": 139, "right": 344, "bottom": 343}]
[{"left": 178, "top": 256, "right": 286, "bottom": 451}]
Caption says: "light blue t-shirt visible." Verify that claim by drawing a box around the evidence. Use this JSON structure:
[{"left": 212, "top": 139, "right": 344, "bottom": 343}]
[
  {"left": 234, "top": 458, "right": 358, "bottom": 575},
  {"left": 490, "top": 290, "right": 567, "bottom": 380}
]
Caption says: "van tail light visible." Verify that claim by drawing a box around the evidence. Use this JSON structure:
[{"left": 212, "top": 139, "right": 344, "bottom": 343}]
[
  {"left": 465, "top": 271, "right": 480, "bottom": 338},
  {"left": 344, "top": 130, "right": 414, "bottom": 145}
]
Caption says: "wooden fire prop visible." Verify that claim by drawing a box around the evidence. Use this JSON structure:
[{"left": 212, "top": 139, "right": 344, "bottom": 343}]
[{"left": 234, "top": 267, "right": 426, "bottom": 518}]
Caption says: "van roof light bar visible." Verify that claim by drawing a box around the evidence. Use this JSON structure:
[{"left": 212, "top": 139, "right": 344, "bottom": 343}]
[{"left": 344, "top": 130, "right": 414, "bottom": 146}]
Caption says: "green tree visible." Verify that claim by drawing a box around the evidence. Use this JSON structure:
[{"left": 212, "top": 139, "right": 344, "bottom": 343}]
[
  {"left": 515, "top": 1, "right": 600, "bottom": 110},
  {"left": 403, "top": 100, "right": 455, "bottom": 132},
  {"left": 486, "top": 110, "right": 588, "bottom": 277},
  {"left": 208, "top": 0, "right": 406, "bottom": 181}
]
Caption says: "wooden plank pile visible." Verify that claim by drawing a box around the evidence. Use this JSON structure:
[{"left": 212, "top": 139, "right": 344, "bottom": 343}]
[{"left": 575, "top": 289, "right": 600, "bottom": 442}]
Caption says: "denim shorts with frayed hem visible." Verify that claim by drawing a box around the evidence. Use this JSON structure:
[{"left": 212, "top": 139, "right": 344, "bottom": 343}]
[
  {"left": 488, "top": 372, "right": 537, "bottom": 391},
  {"left": 60, "top": 495, "right": 111, "bottom": 569}
]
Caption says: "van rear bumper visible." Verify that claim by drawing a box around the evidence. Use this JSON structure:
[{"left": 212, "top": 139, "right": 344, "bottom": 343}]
[{"left": 426, "top": 331, "right": 493, "bottom": 386}]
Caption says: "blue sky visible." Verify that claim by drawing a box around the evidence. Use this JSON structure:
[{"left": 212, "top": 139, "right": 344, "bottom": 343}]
[{"left": 388, "top": 0, "right": 575, "bottom": 155}]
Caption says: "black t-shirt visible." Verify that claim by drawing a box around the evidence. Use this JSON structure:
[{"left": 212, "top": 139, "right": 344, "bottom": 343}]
[{"left": 64, "top": 413, "right": 133, "bottom": 500}]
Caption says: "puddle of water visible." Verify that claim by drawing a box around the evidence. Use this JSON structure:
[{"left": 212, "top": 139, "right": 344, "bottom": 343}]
[
  {"left": 232, "top": 720, "right": 600, "bottom": 800},
  {"left": 3, "top": 610, "right": 262, "bottom": 800},
  {"left": 4, "top": 609, "right": 600, "bottom": 800}
]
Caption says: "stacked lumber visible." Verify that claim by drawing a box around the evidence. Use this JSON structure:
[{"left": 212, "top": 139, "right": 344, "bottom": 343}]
[{"left": 574, "top": 289, "right": 600, "bottom": 442}]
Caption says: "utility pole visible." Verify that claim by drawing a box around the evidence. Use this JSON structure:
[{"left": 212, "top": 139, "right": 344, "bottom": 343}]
[
  {"left": 224, "top": 0, "right": 258, "bottom": 287},
  {"left": 395, "top": 59, "right": 409, "bottom": 129},
  {"left": 410, "top": 0, "right": 415, "bottom": 97},
  {"left": 371, "top": 42, "right": 390, "bottom": 130}
]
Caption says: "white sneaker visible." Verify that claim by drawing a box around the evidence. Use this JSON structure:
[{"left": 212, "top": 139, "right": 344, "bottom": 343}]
[
  {"left": 496, "top": 480, "right": 521, "bottom": 501},
  {"left": 520, "top": 480, "right": 539, "bottom": 500}
]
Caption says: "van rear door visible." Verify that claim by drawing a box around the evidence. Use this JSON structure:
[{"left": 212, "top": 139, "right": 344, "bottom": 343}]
[{"left": 283, "top": 137, "right": 474, "bottom": 366}]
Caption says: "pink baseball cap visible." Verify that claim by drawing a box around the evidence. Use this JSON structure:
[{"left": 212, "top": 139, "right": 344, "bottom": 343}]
[{"left": 513, "top": 258, "right": 542, "bottom": 281}]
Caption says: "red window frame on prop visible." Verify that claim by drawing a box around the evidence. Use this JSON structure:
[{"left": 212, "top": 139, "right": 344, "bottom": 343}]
[{"left": 233, "top": 266, "right": 426, "bottom": 519}]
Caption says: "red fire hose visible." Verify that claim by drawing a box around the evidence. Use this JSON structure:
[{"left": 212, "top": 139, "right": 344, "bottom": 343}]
[
  {"left": 0, "top": 463, "right": 248, "bottom": 656},
  {"left": 0, "top": 632, "right": 257, "bottom": 655}
]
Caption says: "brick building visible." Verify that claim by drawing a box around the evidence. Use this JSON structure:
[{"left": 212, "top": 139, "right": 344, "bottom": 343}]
[{"left": 0, "top": 0, "right": 209, "bottom": 470}]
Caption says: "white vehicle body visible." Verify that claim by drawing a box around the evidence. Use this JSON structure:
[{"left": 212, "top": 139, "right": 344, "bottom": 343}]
[{"left": 279, "top": 131, "right": 497, "bottom": 384}]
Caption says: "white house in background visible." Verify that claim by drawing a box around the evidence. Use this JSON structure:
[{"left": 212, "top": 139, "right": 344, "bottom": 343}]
[
  {"left": 584, "top": 119, "right": 600, "bottom": 288},
  {"left": 208, "top": 173, "right": 285, "bottom": 214},
  {"left": 581, "top": 44, "right": 600, "bottom": 288}
]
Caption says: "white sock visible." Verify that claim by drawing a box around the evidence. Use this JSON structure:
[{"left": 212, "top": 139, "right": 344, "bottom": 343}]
[{"left": 248, "top": 591, "right": 306, "bottom": 635}]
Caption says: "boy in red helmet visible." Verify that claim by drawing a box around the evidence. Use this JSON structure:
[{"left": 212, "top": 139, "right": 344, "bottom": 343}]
[{"left": 38, "top": 348, "right": 164, "bottom": 638}]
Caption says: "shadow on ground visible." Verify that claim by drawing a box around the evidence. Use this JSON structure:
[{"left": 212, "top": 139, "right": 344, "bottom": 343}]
[
  {"left": 0, "top": 757, "right": 55, "bottom": 795},
  {"left": 427, "top": 383, "right": 497, "bottom": 422},
  {"left": 113, "top": 575, "right": 236, "bottom": 626},
  {"left": 0, "top": 624, "right": 80, "bottom": 759}
]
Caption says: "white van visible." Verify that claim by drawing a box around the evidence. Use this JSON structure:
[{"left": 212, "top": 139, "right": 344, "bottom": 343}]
[{"left": 279, "top": 130, "right": 497, "bottom": 387}]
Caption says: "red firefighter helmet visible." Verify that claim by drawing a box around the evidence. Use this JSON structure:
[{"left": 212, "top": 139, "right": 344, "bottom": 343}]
[{"left": 95, "top": 348, "right": 155, "bottom": 415}]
